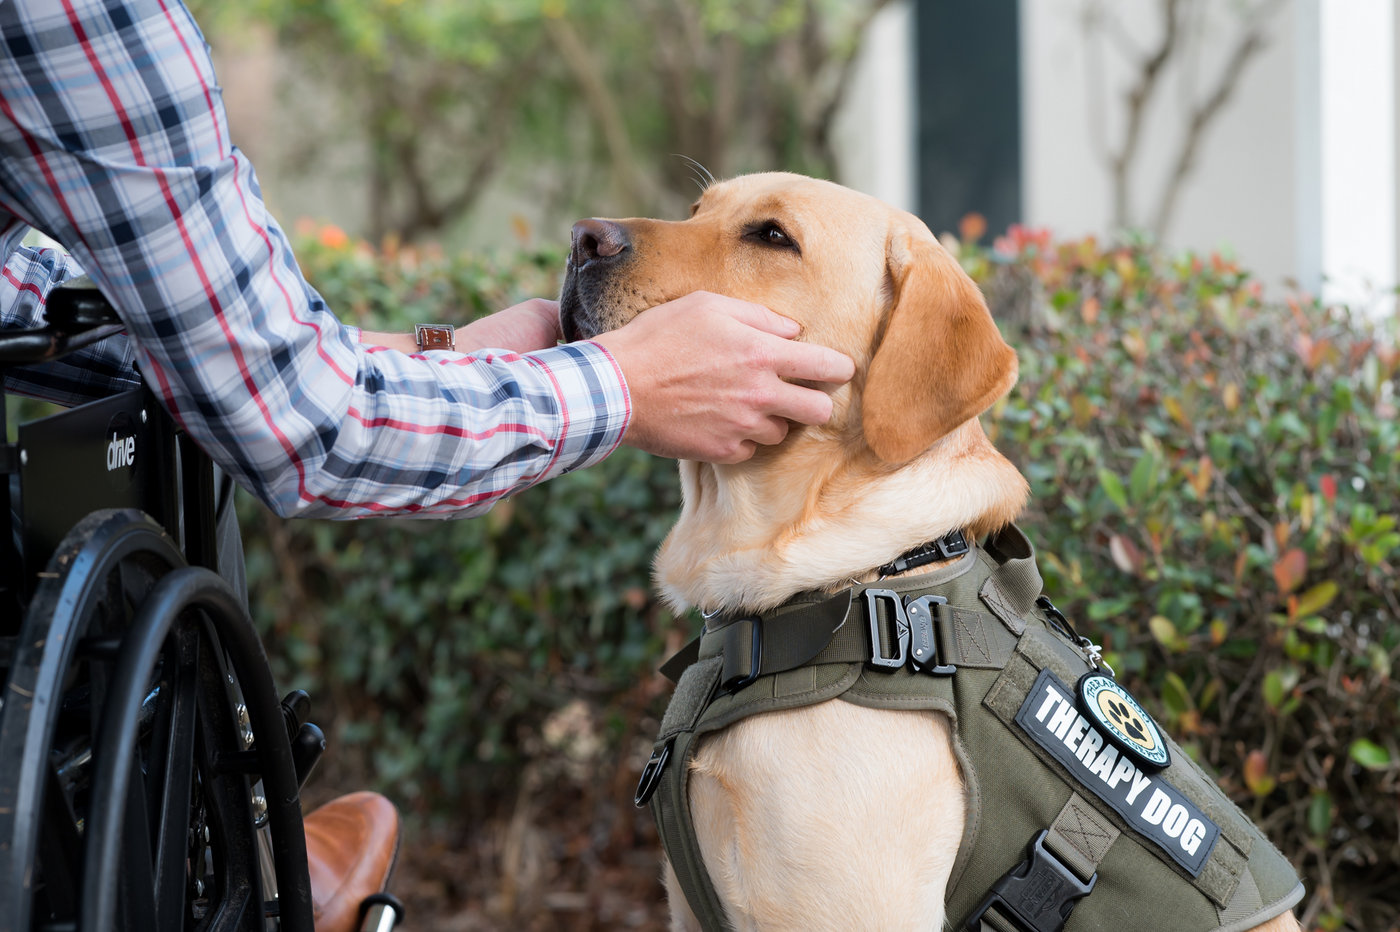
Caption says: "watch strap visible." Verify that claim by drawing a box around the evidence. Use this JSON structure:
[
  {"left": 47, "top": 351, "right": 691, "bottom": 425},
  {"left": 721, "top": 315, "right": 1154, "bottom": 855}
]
[{"left": 414, "top": 323, "right": 456, "bottom": 352}]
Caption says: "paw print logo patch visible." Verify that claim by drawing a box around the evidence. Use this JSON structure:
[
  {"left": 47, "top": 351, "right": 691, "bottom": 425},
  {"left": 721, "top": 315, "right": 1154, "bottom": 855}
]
[{"left": 1077, "top": 673, "right": 1170, "bottom": 772}]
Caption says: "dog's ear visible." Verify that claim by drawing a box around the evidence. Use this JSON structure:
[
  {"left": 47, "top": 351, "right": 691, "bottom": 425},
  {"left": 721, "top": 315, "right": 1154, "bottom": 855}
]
[{"left": 862, "top": 222, "right": 1018, "bottom": 464}]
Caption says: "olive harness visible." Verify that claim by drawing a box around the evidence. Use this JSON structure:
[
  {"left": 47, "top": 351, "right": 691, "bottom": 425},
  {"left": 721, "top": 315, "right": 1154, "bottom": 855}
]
[{"left": 637, "top": 526, "right": 1303, "bottom": 932}]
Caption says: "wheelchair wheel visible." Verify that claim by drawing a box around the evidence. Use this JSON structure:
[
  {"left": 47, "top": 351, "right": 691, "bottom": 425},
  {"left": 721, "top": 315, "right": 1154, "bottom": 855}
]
[{"left": 0, "top": 509, "right": 313, "bottom": 932}]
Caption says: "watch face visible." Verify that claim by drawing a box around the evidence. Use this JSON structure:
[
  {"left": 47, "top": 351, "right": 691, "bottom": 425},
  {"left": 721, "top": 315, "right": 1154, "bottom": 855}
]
[{"left": 1077, "top": 672, "right": 1171, "bottom": 772}]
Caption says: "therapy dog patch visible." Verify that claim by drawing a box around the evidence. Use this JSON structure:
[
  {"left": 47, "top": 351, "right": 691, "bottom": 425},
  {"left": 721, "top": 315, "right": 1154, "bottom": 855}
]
[
  {"left": 1077, "top": 672, "right": 1171, "bottom": 772},
  {"left": 1015, "top": 668, "right": 1220, "bottom": 876}
]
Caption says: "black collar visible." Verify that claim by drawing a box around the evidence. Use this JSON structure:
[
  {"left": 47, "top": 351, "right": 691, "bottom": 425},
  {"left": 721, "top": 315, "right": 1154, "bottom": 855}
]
[{"left": 877, "top": 529, "right": 970, "bottom": 577}]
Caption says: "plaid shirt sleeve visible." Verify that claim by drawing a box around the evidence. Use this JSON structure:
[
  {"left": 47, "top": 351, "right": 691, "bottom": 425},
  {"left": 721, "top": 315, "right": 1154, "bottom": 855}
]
[
  {"left": 1, "top": 227, "right": 142, "bottom": 406},
  {"left": 0, "top": 0, "right": 631, "bottom": 519}
]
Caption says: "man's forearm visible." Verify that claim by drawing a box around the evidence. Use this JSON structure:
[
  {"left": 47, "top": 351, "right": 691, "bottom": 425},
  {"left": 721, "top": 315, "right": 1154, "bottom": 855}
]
[{"left": 358, "top": 330, "right": 420, "bottom": 354}]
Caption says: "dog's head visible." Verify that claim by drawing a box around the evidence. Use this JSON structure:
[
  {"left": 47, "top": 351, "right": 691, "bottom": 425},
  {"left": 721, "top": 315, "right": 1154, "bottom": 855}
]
[{"left": 559, "top": 171, "right": 1017, "bottom": 464}]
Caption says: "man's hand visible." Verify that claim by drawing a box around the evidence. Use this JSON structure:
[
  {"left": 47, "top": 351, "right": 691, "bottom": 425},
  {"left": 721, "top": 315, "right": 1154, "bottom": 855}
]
[
  {"left": 359, "top": 298, "right": 561, "bottom": 355},
  {"left": 591, "top": 292, "right": 855, "bottom": 463}
]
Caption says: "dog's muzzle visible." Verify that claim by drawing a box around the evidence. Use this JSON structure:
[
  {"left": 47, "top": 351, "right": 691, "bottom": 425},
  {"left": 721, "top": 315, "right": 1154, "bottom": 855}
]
[{"left": 559, "top": 218, "right": 632, "bottom": 342}]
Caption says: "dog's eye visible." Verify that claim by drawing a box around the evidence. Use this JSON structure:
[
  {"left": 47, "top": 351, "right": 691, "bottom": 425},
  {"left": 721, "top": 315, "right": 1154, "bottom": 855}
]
[{"left": 746, "top": 221, "right": 798, "bottom": 252}]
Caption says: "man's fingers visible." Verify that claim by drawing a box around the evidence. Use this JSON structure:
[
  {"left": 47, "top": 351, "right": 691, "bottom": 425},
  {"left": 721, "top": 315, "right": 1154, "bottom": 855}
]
[
  {"left": 701, "top": 292, "right": 802, "bottom": 339},
  {"left": 770, "top": 338, "right": 856, "bottom": 385},
  {"left": 751, "top": 414, "right": 791, "bottom": 447},
  {"left": 767, "top": 381, "right": 835, "bottom": 427}
]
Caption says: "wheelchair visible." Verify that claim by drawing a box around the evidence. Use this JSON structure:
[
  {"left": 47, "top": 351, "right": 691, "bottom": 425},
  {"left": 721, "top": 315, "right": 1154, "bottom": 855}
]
[{"left": 0, "top": 284, "right": 404, "bottom": 931}]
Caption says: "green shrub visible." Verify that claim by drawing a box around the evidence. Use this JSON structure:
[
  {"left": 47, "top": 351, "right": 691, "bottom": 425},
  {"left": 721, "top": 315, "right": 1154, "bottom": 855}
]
[
  {"left": 243, "top": 222, "right": 1398, "bottom": 929},
  {"left": 964, "top": 224, "right": 1399, "bottom": 931}
]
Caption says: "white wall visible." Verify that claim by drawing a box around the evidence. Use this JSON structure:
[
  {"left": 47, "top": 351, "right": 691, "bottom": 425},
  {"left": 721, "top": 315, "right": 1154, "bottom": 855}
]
[
  {"left": 1021, "top": 0, "right": 1301, "bottom": 286},
  {"left": 830, "top": 0, "right": 917, "bottom": 212},
  {"left": 1314, "top": 0, "right": 1396, "bottom": 312}
]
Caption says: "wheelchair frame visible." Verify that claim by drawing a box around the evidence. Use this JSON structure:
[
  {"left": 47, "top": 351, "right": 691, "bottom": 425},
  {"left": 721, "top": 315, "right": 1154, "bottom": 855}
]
[{"left": 0, "top": 286, "right": 328, "bottom": 931}]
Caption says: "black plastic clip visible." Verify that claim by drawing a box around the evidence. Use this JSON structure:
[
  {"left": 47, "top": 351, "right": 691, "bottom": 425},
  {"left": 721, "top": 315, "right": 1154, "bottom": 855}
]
[
  {"left": 905, "top": 594, "right": 956, "bottom": 675},
  {"left": 864, "top": 588, "right": 909, "bottom": 669},
  {"left": 634, "top": 739, "right": 672, "bottom": 807},
  {"left": 965, "top": 830, "right": 1097, "bottom": 932},
  {"left": 935, "top": 528, "right": 970, "bottom": 559},
  {"left": 719, "top": 618, "right": 763, "bottom": 694}
]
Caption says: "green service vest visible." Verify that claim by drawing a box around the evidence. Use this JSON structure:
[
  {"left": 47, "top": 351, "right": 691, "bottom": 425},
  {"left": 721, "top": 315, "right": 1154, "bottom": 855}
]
[{"left": 642, "top": 527, "right": 1303, "bottom": 932}]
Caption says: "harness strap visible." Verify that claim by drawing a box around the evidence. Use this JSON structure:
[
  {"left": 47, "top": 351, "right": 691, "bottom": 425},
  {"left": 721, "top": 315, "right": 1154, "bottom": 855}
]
[
  {"left": 644, "top": 526, "right": 1057, "bottom": 932},
  {"left": 648, "top": 658, "right": 734, "bottom": 931},
  {"left": 967, "top": 794, "right": 1118, "bottom": 932},
  {"left": 981, "top": 525, "right": 1043, "bottom": 625}
]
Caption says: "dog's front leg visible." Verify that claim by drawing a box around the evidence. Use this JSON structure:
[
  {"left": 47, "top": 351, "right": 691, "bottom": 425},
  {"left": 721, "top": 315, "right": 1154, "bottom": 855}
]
[{"left": 673, "top": 701, "right": 963, "bottom": 931}]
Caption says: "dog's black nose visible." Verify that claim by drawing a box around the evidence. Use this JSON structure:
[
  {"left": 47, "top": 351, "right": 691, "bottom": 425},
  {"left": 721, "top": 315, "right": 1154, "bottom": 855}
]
[{"left": 570, "top": 218, "right": 631, "bottom": 269}]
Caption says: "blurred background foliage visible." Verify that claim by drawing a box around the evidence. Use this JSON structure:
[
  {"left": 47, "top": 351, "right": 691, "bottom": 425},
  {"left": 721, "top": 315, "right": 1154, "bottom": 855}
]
[
  {"left": 177, "top": 2, "right": 1399, "bottom": 929},
  {"left": 188, "top": 0, "right": 890, "bottom": 243},
  {"left": 243, "top": 221, "right": 1398, "bottom": 931}
]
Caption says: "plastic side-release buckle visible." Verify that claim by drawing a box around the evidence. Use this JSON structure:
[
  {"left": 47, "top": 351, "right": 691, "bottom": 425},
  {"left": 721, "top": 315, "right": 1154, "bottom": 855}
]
[
  {"left": 634, "top": 739, "right": 672, "bottom": 807},
  {"left": 965, "top": 829, "right": 1096, "bottom": 932},
  {"left": 905, "top": 594, "right": 956, "bottom": 675},
  {"left": 863, "top": 588, "right": 909, "bottom": 669}
]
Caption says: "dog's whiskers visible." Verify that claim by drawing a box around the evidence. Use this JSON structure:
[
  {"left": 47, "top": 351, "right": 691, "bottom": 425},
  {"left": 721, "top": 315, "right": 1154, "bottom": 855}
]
[{"left": 674, "top": 154, "right": 716, "bottom": 193}]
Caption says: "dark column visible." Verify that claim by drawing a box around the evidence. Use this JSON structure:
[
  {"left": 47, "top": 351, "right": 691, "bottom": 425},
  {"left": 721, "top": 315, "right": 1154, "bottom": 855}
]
[{"left": 914, "top": 0, "right": 1022, "bottom": 238}]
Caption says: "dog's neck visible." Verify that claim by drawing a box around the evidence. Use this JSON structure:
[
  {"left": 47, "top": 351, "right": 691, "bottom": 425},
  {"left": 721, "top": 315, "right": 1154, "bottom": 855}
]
[{"left": 654, "top": 418, "right": 1028, "bottom": 615}]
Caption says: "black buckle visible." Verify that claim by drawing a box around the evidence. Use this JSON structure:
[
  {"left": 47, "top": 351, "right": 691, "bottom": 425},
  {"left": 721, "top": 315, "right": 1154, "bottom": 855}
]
[
  {"left": 864, "top": 588, "right": 909, "bottom": 669},
  {"left": 905, "top": 595, "right": 955, "bottom": 675},
  {"left": 965, "top": 830, "right": 1096, "bottom": 932},
  {"left": 634, "top": 739, "right": 672, "bottom": 807},
  {"left": 878, "top": 529, "right": 971, "bottom": 577},
  {"left": 936, "top": 528, "right": 969, "bottom": 559},
  {"left": 719, "top": 618, "right": 763, "bottom": 694}
]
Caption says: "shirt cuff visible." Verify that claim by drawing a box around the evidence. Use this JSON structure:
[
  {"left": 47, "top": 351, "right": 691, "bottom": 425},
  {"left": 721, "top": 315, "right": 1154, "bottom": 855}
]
[{"left": 520, "top": 340, "right": 632, "bottom": 485}]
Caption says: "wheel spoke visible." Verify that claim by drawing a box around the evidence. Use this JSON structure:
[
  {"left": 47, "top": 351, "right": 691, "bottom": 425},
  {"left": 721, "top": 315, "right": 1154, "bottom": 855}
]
[
  {"left": 34, "top": 763, "right": 81, "bottom": 922},
  {"left": 117, "top": 755, "right": 157, "bottom": 930},
  {"left": 152, "top": 620, "right": 201, "bottom": 924}
]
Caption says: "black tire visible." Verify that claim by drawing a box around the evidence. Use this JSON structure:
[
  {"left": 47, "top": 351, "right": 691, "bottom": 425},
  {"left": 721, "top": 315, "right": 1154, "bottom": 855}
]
[{"left": 0, "top": 509, "right": 311, "bottom": 932}]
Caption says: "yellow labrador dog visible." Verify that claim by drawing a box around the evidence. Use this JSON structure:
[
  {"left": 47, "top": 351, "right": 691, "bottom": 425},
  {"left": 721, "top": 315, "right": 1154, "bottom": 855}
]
[{"left": 559, "top": 173, "right": 1300, "bottom": 932}]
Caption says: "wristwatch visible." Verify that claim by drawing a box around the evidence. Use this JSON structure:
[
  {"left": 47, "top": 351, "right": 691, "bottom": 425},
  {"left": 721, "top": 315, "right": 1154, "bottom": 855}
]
[{"left": 414, "top": 324, "right": 456, "bottom": 352}]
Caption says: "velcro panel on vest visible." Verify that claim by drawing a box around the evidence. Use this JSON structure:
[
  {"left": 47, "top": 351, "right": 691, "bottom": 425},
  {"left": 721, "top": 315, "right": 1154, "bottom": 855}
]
[
  {"left": 657, "top": 656, "right": 724, "bottom": 742},
  {"left": 943, "top": 659, "right": 1229, "bottom": 929},
  {"left": 983, "top": 628, "right": 1251, "bottom": 907},
  {"left": 971, "top": 624, "right": 1302, "bottom": 932}
]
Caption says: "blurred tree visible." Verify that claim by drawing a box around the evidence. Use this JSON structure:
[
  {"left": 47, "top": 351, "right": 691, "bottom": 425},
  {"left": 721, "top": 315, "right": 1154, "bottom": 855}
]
[
  {"left": 189, "top": 0, "right": 890, "bottom": 242},
  {"left": 1079, "top": 0, "right": 1285, "bottom": 238}
]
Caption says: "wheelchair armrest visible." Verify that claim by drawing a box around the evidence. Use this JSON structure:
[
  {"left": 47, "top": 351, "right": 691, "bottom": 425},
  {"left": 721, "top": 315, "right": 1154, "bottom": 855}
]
[
  {"left": 0, "top": 280, "right": 123, "bottom": 367},
  {"left": 45, "top": 280, "right": 122, "bottom": 330}
]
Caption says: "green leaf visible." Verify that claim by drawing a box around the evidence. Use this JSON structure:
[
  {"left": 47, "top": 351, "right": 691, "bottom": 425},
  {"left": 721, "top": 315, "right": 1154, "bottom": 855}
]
[
  {"left": 1261, "top": 666, "right": 1299, "bottom": 710},
  {"left": 1307, "top": 791, "right": 1333, "bottom": 838},
  {"left": 1098, "top": 468, "right": 1128, "bottom": 511},
  {"left": 1129, "top": 453, "right": 1156, "bottom": 504},
  {"left": 1293, "top": 581, "right": 1338, "bottom": 617},
  {"left": 1149, "top": 615, "right": 1180, "bottom": 650},
  {"left": 1160, "top": 672, "right": 1195, "bottom": 716},
  {"left": 1349, "top": 739, "right": 1392, "bottom": 770}
]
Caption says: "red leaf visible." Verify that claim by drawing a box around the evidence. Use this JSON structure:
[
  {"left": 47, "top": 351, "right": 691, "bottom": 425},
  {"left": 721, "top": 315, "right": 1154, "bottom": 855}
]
[
  {"left": 1272, "top": 549, "right": 1307, "bottom": 594},
  {"left": 1320, "top": 474, "right": 1337, "bottom": 505},
  {"left": 959, "top": 212, "right": 987, "bottom": 243},
  {"left": 1243, "top": 749, "right": 1276, "bottom": 796}
]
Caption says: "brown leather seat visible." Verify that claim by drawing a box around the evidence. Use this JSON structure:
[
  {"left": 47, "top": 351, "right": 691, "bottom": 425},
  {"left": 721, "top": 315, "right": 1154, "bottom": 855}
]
[{"left": 303, "top": 791, "right": 401, "bottom": 932}]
